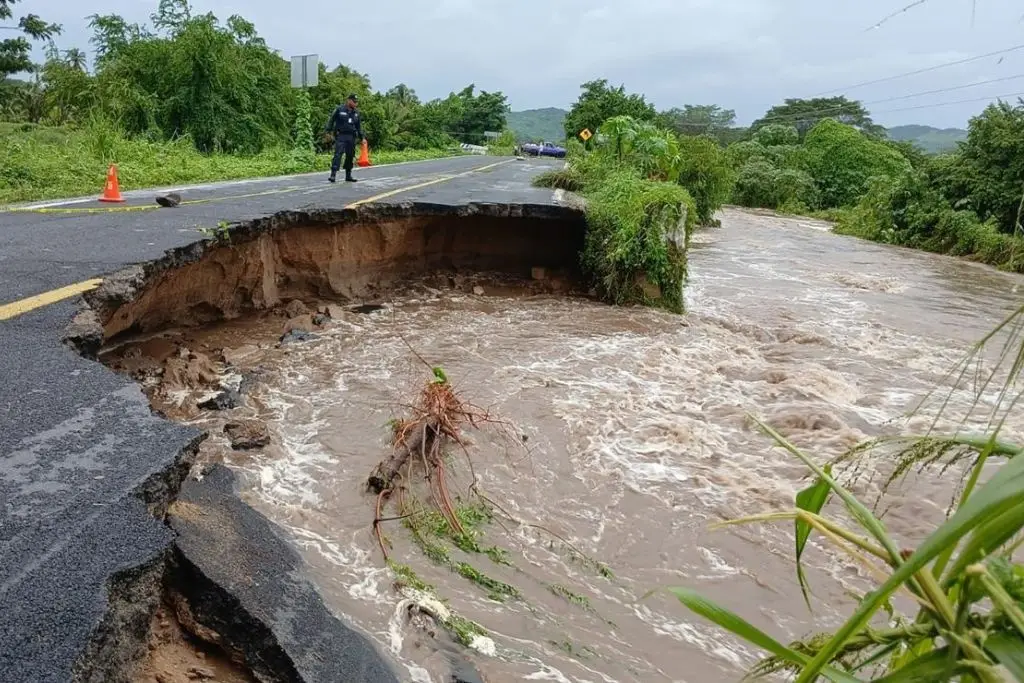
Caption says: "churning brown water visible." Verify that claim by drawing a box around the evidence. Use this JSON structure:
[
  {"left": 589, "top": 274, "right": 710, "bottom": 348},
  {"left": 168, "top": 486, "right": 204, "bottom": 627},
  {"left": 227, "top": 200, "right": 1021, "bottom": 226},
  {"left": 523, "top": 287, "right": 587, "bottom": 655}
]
[{"left": 164, "top": 208, "right": 1024, "bottom": 681}]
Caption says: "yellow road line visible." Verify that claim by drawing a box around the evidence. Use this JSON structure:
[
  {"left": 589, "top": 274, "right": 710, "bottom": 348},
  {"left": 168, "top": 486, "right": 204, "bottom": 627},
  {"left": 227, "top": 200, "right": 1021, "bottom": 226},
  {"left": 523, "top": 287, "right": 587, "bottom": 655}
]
[
  {"left": 344, "top": 159, "right": 513, "bottom": 208},
  {"left": 0, "top": 159, "right": 514, "bottom": 321},
  {"left": 7, "top": 185, "right": 304, "bottom": 214},
  {"left": 0, "top": 279, "right": 103, "bottom": 321}
]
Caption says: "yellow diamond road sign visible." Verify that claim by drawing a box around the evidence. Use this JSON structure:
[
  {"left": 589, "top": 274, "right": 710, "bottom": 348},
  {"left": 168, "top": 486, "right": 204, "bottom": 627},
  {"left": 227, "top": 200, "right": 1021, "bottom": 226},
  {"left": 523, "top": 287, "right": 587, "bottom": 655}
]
[{"left": 579, "top": 128, "right": 592, "bottom": 141}]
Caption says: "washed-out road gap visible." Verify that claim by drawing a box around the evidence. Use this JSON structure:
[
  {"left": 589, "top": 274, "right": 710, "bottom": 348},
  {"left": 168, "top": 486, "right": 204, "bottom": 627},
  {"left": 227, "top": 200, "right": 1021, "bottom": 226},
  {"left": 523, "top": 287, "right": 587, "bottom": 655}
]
[{"left": 0, "top": 155, "right": 564, "bottom": 682}]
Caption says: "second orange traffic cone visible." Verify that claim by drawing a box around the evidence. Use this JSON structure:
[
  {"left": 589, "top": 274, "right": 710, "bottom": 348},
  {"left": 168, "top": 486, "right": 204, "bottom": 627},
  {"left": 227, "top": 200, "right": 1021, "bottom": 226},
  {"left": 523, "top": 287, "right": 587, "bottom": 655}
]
[
  {"left": 357, "top": 139, "right": 371, "bottom": 167},
  {"left": 99, "top": 164, "right": 125, "bottom": 203}
]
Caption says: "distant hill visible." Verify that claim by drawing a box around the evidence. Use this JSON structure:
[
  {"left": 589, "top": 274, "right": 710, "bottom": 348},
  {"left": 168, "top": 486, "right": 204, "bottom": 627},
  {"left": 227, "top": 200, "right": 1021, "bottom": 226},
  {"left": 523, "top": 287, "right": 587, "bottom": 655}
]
[
  {"left": 506, "top": 107, "right": 568, "bottom": 142},
  {"left": 886, "top": 124, "right": 967, "bottom": 154}
]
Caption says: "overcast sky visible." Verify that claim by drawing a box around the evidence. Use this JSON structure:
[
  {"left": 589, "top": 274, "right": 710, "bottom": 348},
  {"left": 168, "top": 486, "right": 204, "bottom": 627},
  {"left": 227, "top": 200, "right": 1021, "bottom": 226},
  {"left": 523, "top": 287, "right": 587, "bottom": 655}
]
[{"left": 36, "top": 0, "right": 1024, "bottom": 128}]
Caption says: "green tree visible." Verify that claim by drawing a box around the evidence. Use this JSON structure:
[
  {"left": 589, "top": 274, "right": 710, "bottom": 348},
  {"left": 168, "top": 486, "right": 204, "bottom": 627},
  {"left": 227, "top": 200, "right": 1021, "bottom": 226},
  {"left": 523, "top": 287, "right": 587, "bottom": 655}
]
[
  {"left": 0, "top": 1, "right": 60, "bottom": 81},
  {"left": 801, "top": 118, "right": 911, "bottom": 208},
  {"left": 40, "top": 46, "right": 94, "bottom": 124},
  {"left": 564, "top": 79, "right": 657, "bottom": 140},
  {"left": 945, "top": 100, "right": 1024, "bottom": 234},
  {"left": 676, "top": 135, "right": 735, "bottom": 224},
  {"left": 658, "top": 104, "right": 736, "bottom": 138},
  {"left": 89, "top": 3, "right": 291, "bottom": 153},
  {"left": 752, "top": 96, "right": 885, "bottom": 139}
]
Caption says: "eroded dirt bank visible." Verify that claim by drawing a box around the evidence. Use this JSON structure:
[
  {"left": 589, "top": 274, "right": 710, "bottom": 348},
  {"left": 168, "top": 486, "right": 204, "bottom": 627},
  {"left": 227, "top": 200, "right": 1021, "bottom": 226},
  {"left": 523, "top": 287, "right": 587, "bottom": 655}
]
[
  {"left": 70, "top": 203, "right": 590, "bottom": 683},
  {"left": 82, "top": 202, "right": 587, "bottom": 343}
]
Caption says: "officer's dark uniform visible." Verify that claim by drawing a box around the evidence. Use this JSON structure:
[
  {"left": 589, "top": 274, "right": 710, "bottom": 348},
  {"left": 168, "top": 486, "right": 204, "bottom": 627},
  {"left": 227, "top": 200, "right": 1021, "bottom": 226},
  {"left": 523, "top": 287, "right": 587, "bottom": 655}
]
[{"left": 325, "top": 94, "right": 364, "bottom": 182}]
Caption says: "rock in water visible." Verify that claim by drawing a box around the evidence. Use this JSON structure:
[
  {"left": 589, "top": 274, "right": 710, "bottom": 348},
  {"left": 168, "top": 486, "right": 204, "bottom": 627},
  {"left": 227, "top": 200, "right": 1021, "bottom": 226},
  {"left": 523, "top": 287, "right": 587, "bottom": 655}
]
[
  {"left": 279, "top": 329, "right": 317, "bottom": 345},
  {"left": 224, "top": 420, "right": 270, "bottom": 450},
  {"left": 283, "top": 299, "right": 309, "bottom": 318},
  {"left": 197, "top": 388, "right": 241, "bottom": 411}
]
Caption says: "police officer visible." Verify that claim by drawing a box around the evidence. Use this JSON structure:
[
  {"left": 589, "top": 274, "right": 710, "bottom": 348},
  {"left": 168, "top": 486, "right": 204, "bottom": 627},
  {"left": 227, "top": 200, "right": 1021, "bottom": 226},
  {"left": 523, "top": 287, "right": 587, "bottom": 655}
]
[{"left": 325, "top": 94, "right": 364, "bottom": 183}]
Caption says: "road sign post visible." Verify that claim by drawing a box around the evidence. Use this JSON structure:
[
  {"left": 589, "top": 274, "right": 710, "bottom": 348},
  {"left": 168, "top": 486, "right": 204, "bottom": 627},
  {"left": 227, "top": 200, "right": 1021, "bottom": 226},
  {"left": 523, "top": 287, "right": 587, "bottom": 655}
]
[{"left": 290, "top": 54, "right": 319, "bottom": 88}]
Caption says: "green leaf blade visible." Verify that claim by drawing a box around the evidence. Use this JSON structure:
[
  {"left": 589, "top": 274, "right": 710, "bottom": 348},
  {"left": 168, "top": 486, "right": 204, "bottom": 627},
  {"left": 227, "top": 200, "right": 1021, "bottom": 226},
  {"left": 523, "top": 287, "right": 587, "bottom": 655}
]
[
  {"left": 985, "top": 632, "right": 1024, "bottom": 681},
  {"left": 665, "top": 587, "right": 864, "bottom": 683},
  {"left": 795, "top": 464, "right": 833, "bottom": 611}
]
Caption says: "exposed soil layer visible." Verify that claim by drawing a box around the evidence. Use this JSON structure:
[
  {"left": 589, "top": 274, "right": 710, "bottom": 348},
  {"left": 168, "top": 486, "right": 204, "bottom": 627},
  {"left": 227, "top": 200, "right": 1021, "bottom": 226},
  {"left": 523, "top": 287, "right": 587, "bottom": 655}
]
[
  {"left": 135, "top": 603, "right": 256, "bottom": 683},
  {"left": 82, "top": 202, "right": 587, "bottom": 342}
]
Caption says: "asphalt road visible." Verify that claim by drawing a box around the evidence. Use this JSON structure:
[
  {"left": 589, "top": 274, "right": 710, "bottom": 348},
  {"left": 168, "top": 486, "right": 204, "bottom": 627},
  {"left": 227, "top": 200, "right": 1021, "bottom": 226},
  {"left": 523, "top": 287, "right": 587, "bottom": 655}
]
[{"left": 0, "top": 154, "right": 565, "bottom": 681}]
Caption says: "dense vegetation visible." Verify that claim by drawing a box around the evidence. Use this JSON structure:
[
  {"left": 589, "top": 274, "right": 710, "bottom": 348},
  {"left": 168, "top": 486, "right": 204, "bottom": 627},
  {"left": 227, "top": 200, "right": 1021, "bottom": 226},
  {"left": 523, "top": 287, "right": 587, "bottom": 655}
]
[
  {"left": 534, "top": 115, "right": 711, "bottom": 313},
  {"left": 0, "top": 0, "right": 512, "bottom": 202}
]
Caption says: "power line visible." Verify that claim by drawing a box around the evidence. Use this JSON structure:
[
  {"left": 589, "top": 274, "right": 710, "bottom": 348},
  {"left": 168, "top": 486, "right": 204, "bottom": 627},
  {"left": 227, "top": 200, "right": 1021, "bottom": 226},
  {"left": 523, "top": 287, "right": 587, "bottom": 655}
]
[
  {"left": 656, "top": 89, "right": 1022, "bottom": 132},
  {"left": 873, "top": 90, "right": 1024, "bottom": 114},
  {"left": 811, "top": 43, "right": 1024, "bottom": 97},
  {"left": 865, "top": 72, "right": 1024, "bottom": 104},
  {"left": 739, "top": 84, "right": 1024, "bottom": 128},
  {"left": 864, "top": 0, "right": 929, "bottom": 31}
]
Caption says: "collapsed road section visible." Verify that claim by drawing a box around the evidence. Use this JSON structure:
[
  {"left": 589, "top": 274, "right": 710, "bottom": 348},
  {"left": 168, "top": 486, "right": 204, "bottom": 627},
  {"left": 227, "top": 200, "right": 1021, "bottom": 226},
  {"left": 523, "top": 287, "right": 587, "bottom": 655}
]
[{"left": 2, "top": 198, "right": 589, "bottom": 683}]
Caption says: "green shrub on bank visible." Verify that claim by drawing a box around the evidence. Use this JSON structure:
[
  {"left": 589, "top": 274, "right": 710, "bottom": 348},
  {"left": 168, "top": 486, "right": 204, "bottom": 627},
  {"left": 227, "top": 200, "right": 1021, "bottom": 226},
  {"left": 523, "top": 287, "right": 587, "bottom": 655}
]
[
  {"left": 583, "top": 169, "right": 696, "bottom": 312},
  {"left": 676, "top": 135, "right": 734, "bottom": 225},
  {"left": 532, "top": 115, "right": 704, "bottom": 313},
  {"left": 834, "top": 171, "right": 1024, "bottom": 272},
  {"left": 732, "top": 159, "right": 818, "bottom": 211},
  {"left": 535, "top": 154, "right": 696, "bottom": 312},
  {"left": 0, "top": 121, "right": 461, "bottom": 204}
]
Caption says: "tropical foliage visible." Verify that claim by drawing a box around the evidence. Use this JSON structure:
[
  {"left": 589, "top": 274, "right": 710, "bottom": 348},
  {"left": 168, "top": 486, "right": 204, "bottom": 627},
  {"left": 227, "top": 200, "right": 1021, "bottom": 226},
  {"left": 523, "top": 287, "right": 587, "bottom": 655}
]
[
  {"left": 535, "top": 114, "right": 702, "bottom": 313},
  {"left": 0, "top": 0, "right": 513, "bottom": 201},
  {"left": 0, "top": 0, "right": 510, "bottom": 153}
]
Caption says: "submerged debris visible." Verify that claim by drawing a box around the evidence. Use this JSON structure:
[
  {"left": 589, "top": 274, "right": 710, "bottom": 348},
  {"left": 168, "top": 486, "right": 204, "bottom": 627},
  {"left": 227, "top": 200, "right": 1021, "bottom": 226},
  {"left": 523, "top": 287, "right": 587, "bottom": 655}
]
[
  {"left": 368, "top": 363, "right": 502, "bottom": 552},
  {"left": 197, "top": 388, "right": 241, "bottom": 411}
]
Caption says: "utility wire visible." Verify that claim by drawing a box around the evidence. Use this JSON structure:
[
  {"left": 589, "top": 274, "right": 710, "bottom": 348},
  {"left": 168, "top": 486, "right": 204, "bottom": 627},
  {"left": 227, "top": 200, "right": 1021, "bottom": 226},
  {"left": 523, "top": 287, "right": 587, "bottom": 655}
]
[
  {"left": 865, "top": 0, "right": 930, "bottom": 31},
  {"left": 664, "top": 86, "right": 1024, "bottom": 130},
  {"left": 811, "top": 43, "right": 1024, "bottom": 96},
  {"left": 866, "top": 72, "right": 1024, "bottom": 104},
  {"left": 873, "top": 90, "right": 1024, "bottom": 114}
]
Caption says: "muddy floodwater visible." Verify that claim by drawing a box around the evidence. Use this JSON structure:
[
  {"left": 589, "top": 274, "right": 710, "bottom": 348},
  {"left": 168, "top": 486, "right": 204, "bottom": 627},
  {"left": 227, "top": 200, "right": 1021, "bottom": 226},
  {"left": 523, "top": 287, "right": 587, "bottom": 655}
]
[{"left": 109, "top": 208, "right": 1024, "bottom": 681}]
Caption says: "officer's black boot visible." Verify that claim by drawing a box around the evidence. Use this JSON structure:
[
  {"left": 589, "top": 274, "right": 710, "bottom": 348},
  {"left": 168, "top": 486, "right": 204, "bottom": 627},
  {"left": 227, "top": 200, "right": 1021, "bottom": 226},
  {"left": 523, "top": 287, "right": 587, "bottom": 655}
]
[
  {"left": 328, "top": 172, "right": 336, "bottom": 183},
  {"left": 345, "top": 171, "right": 357, "bottom": 182}
]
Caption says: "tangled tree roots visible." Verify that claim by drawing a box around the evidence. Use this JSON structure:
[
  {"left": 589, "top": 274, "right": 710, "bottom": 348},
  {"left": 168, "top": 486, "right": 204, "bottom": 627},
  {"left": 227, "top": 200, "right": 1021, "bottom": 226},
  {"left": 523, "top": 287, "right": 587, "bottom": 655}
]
[{"left": 368, "top": 363, "right": 513, "bottom": 562}]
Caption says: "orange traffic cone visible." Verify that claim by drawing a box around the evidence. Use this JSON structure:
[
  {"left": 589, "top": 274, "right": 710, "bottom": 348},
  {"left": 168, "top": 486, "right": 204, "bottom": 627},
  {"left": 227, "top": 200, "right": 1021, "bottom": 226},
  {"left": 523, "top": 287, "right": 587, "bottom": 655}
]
[
  {"left": 357, "top": 139, "right": 371, "bottom": 167},
  {"left": 99, "top": 164, "right": 125, "bottom": 203}
]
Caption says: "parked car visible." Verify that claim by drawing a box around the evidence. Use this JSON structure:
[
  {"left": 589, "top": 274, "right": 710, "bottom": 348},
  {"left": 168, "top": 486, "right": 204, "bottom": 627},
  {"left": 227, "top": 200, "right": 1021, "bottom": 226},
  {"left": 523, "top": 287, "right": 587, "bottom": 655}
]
[{"left": 518, "top": 141, "right": 567, "bottom": 159}]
